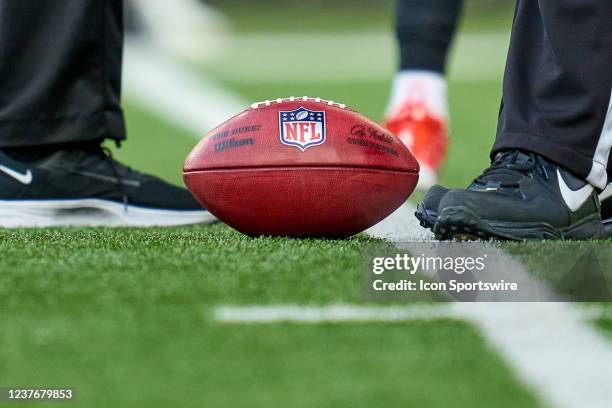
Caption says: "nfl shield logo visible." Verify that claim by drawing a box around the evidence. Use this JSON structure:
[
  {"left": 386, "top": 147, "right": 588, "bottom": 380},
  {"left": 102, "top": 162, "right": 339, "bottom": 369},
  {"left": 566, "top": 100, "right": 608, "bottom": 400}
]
[{"left": 279, "top": 107, "right": 326, "bottom": 151}]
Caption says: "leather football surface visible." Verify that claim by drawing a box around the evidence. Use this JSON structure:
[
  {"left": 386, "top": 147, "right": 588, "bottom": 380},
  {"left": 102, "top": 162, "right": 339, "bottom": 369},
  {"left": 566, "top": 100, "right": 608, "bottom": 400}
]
[{"left": 184, "top": 97, "right": 419, "bottom": 238}]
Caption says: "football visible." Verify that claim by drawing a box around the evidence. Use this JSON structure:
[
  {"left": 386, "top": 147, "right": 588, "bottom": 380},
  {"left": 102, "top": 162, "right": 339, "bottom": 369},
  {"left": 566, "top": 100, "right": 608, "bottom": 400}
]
[{"left": 184, "top": 97, "right": 419, "bottom": 238}]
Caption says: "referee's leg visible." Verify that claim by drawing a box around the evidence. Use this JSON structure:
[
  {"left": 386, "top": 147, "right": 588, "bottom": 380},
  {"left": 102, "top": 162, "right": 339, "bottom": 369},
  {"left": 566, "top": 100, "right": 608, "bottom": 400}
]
[
  {"left": 0, "top": 0, "right": 126, "bottom": 148},
  {"left": 493, "top": 0, "right": 612, "bottom": 189},
  {"left": 432, "top": 0, "right": 611, "bottom": 240}
]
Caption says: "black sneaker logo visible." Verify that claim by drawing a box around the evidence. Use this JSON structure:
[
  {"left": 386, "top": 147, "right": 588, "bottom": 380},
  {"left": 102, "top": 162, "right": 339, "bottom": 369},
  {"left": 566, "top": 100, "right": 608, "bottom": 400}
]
[{"left": 0, "top": 165, "right": 33, "bottom": 185}]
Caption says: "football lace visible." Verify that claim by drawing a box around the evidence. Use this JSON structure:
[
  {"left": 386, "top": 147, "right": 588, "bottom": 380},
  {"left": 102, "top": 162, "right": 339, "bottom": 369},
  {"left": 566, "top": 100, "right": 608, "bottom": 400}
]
[{"left": 250, "top": 96, "right": 347, "bottom": 110}]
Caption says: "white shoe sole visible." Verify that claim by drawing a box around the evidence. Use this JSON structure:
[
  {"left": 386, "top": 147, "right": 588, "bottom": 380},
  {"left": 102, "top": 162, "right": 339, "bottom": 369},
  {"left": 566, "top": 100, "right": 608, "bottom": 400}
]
[{"left": 0, "top": 199, "right": 217, "bottom": 227}]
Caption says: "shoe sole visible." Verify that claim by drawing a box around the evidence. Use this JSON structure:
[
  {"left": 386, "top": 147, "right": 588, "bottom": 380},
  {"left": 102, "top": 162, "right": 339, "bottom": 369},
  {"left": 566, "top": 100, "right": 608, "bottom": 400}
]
[
  {"left": 435, "top": 206, "right": 606, "bottom": 241},
  {"left": 0, "top": 199, "right": 217, "bottom": 227},
  {"left": 414, "top": 202, "right": 437, "bottom": 232}
]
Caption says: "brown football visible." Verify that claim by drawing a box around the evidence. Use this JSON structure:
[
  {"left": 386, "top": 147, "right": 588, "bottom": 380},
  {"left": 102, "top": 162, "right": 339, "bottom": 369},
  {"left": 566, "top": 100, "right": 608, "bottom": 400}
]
[{"left": 184, "top": 97, "right": 419, "bottom": 238}]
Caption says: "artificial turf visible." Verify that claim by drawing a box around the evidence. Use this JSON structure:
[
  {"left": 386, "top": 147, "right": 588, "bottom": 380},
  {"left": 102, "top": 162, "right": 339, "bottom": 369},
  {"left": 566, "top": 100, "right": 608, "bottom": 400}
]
[{"left": 0, "top": 226, "right": 539, "bottom": 408}]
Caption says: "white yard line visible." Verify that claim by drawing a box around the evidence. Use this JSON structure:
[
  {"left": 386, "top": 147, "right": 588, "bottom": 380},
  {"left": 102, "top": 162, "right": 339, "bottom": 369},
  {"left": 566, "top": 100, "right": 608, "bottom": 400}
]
[
  {"left": 366, "top": 202, "right": 435, "bottom": 241},
  {"left": 215, "top": 304, "right": 460, "bottom": 323},
  {"left": 215, "top": 303, "right": 611, "bottom": 324},
  {"left": 123, "top": 40, "right": 248, "bottom": 138}
]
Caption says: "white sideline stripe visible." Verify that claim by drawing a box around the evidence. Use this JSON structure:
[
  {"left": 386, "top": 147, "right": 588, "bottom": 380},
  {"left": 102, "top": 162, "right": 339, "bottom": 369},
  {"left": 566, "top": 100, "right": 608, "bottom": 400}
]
[
  {"left": 366, "top": 202, "right": 435, "bottom": 241},
  {"left": 123, "top": 40, "right": 248, "bottom": 138},
  {"left": 367, "top": 203, "right": 612, "bottom": 408},
  {"left": 215, "top": 304, "right": 459, "bottom": 323},
  {"left": 214, "top": 304, "right": 610, "bottom": 324}
]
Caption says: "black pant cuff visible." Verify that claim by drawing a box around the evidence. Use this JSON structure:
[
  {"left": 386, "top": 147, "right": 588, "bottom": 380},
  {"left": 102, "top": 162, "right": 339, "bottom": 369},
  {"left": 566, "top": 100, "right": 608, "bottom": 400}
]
[{"left": 0, "top": 108, "right": 126, "bottom": 148}]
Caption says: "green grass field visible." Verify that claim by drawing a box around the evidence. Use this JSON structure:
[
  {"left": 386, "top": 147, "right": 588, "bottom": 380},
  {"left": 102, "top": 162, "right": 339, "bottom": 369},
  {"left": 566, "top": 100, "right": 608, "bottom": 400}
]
[
  {"left": 0, "top": 228, "right": 540, "bottom": 407},
  {"left": 1, "top": 3, "right": 611, "bottom": 407}
]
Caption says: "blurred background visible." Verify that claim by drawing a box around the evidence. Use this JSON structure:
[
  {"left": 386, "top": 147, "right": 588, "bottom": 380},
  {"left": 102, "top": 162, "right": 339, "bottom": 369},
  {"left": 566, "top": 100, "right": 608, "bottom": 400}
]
[{"left": 117, "top": 0, "right": 514, "bottom": 190}]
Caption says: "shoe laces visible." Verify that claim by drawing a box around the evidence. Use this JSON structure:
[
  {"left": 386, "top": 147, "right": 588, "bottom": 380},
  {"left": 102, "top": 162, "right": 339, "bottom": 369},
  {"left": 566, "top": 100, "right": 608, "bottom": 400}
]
[{"left": 475, "top": 150, "right": 550, "bottom": 189}]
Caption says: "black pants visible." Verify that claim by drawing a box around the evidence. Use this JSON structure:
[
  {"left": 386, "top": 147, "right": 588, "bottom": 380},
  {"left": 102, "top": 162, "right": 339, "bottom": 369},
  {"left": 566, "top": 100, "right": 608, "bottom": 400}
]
[
  {"left": 493, "top": 0, "right": 612, "bottom": 189},
  {"left": 395, "top": 0, "right": 463, "bottom": 73},
  {"left": 0, "top": 0, "right": 125, "bottom": 147}
]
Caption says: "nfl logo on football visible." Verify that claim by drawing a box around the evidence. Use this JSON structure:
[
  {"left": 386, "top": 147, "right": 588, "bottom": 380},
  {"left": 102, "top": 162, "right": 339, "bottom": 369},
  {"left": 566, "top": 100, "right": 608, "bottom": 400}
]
[{"left": 279, "top": 107, "right": 326, "bottom": 151}]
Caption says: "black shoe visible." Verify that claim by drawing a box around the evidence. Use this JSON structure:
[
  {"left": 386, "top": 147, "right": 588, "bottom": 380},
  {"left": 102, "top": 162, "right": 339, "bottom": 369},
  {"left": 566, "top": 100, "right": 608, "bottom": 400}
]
[
  {"left": 415, "top": 164, "right": 612, "bottom": 239},
  {"left": 416, "top": 185, "right": 612, "bottom": 238},
  {"left": 0, "top": 145, "right": 216, "bottom": 227},
  {"left": 415, "top": 179, "right": 612, "bottom": 240},
  {"left": 434, "top": 150, "right": 606, "bottom": 241},
  {"left": 415, "top": 185, "right": 450, "bottom": 232}
]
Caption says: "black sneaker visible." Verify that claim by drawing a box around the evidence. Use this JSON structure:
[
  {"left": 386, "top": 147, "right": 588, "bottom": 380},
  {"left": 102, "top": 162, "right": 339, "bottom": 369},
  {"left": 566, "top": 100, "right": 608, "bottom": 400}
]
[
  {"left": 434, "top": 150, "right": 607, "bottom": 241},
  {"left": 415, "top": 185, "right": 450, "bottom": 232},
  {"left": 0, "top": 145, "right": 216, "bottom": 227},
  {"left": 416, "top": 184, "right": 612, "bottom": 238},
  {"left": 415, "top": 181, "right": 612, "bottom": 239}
]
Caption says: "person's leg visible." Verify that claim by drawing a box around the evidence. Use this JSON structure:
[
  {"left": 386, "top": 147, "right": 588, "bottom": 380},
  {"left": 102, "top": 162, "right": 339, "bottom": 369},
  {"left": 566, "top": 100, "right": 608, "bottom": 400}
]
[
  {"left": 493, "top": 0, "right": 612, "bottom": 189},
  {"left": 0, "top": 0, "right": 214, "bottom": 227},
  {"left": 394, "top": 0, "right": 463, "bottom": 74},
  {"left": 0, "top": 0, "right": 125, "bottom": 147},
  {"left": 432, "top": 0, "right": 611, "bottom": 240},
  {"left": 385, "top": 0, "right": 463, "bottom": 190}
]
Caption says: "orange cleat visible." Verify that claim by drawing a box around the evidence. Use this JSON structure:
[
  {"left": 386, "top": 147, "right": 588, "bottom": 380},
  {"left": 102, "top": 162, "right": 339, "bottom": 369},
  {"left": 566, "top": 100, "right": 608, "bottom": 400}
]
[{"left": 384, "top": 99, "right": 448, "bottom": 191}]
